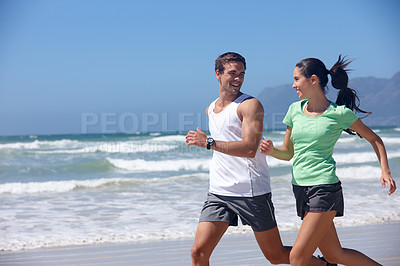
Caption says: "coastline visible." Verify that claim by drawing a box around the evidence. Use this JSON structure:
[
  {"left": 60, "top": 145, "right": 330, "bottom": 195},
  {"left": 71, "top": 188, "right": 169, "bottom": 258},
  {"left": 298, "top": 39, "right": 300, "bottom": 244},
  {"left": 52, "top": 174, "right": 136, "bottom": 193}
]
[{"left": 1, "top": 222, "right": 399, "bottom": 266}]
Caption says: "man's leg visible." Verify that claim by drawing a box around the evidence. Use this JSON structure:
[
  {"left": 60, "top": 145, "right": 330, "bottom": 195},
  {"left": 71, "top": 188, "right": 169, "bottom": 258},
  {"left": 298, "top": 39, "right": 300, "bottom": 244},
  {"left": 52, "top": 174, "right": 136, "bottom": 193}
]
[
  {"left": 254, "top": 226, "right": 326, "bottom": 266},
  {"left": 191, "top": 221, "right": 230, "bottom": 266},
  {"left": 254, "top": 226, "right": 290, "bottom": 264}
]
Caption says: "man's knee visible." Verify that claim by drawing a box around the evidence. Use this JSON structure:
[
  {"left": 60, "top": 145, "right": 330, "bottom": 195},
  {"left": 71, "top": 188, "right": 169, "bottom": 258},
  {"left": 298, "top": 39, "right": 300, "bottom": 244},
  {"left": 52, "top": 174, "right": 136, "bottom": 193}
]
[
  {"left": 261, "top": 247, "right": 288, "bottom": 265},
  {"left": 266, "top": 253, "right": 285, "bottom": 265}
]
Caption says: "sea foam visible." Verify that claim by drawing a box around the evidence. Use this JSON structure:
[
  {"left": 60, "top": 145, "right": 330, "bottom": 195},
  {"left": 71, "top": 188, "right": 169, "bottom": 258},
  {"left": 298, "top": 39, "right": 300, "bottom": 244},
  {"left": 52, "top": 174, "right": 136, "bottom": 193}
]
[
  {"left": 333, "top": 150, "right": 400, "bottom": 164},
  {"left": 0, "top": 174, "right": 207, "bottom": 195},
  {"left": 107, "top": 158, "right": 211, "bottom": 172},
  {"left": 0, "top": 139, "right": 82, "bottom": 150},
  {"left": 0, "top": 178, "right": 123, "bottom": 194}
]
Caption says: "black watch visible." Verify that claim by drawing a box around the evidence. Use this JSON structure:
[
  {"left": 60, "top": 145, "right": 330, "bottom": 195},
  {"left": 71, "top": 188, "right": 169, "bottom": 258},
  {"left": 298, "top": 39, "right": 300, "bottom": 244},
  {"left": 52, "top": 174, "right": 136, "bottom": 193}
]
[{"left": 206, "top": 137, "right": 215, "bottom": 150}]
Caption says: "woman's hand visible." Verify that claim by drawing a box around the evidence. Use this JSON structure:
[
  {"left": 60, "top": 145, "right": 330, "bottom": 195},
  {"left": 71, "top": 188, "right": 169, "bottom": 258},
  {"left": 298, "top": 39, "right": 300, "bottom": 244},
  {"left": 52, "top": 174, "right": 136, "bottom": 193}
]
[
  {"left": 381, "top": 172, "right": 396, "bottom": 195},
  {"left": 260, "top": 139, "right": 274, "bottom": 155}
]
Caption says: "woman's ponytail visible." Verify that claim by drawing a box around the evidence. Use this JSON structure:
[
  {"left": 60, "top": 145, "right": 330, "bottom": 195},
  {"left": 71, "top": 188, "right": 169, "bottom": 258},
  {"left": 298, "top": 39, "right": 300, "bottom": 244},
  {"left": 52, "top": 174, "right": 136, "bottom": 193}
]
[
  {"left": 295, "top": 55, "right": 370, "bottom": 136},
  {"left": 329, "top": 55, "right": 370, "bottom": 136}
]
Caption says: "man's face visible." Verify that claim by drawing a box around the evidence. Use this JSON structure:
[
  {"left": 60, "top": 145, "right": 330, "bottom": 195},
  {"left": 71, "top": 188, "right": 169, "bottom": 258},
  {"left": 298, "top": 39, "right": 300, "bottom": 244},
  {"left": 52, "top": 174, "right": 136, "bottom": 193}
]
[{"left": 216, "top": 62, "right": 245, "bottom": 95}]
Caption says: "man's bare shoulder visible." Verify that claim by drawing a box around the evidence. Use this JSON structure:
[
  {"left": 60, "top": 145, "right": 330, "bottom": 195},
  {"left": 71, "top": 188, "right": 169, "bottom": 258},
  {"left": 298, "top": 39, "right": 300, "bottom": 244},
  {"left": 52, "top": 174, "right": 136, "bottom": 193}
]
[
  {"left": 238, "top": 97, "right": 264, "bottom": 111},
  {"left": 237, "top": 97, "right": 264, "bottom": 120}
]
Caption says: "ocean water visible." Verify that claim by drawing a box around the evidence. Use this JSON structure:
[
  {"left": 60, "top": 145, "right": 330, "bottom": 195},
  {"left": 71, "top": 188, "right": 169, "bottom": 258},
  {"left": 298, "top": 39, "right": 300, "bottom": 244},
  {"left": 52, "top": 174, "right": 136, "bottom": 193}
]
[{"left": 1, "top": 128, "right": 400, "bottom": 251}]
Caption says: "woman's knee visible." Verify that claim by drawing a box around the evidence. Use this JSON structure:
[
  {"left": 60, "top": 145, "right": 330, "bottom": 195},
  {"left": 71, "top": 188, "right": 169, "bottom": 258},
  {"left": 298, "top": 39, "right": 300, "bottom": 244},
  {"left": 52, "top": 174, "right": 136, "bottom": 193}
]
[
  {"left": 289, "top": 249, "right": 309, "bottom": 266},
  {"left": 190, "top": 244, "right": 209, "bottom": 261}
]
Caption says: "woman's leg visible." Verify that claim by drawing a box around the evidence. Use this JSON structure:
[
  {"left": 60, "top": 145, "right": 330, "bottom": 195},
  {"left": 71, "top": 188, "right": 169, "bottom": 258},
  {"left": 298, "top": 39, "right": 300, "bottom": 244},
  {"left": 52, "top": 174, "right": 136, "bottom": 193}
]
[
  {"left": 318, "top": 222, "right": 381, "bottom": 266},
  {"left": 289, "top": 211, "right": 337, "bottom": 266}
]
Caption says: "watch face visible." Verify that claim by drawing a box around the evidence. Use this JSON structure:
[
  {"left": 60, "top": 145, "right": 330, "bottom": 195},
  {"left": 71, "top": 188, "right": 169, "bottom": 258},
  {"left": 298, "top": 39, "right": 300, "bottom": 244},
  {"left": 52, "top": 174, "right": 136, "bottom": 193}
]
[{"left": 206, "top": 137, "right": 214, "bottom": 150}]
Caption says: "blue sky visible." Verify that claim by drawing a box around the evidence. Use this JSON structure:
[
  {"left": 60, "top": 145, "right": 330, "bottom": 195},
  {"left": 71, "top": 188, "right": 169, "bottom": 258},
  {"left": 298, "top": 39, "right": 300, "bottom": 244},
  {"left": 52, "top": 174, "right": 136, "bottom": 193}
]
[{"left": 1, "top": 0, "right": 399, "bottom": 136}]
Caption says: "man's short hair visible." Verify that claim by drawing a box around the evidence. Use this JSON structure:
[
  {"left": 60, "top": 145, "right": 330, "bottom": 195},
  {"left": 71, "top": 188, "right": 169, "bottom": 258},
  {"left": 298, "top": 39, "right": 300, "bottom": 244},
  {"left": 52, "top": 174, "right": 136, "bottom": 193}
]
[{"left": 215, "top": 52, "right": 246, "bottom": 73}]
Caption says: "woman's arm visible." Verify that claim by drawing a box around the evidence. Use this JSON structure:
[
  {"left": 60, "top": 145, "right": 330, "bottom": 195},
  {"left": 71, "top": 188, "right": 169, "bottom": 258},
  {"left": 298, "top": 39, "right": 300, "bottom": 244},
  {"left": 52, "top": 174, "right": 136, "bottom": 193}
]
[
  {"left": 260, "top": 126, "right": 294, "bottom": 161},
  {"left": 349, "top": 119, "right": 396, "bottom": 195}
]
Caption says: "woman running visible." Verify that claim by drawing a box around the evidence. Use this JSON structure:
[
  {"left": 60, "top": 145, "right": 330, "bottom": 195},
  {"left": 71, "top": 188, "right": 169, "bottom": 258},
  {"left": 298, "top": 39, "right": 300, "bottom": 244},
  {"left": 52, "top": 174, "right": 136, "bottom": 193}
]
[{"left": 260, "top": 56, "right": 396, "bottom": 266}]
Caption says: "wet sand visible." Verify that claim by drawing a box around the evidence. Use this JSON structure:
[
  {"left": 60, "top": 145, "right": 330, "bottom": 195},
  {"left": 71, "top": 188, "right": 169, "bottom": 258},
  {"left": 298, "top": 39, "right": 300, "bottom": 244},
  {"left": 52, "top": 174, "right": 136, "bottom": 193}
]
[{"left": 1, "top": 222, "right": 399, "bottom": 265}]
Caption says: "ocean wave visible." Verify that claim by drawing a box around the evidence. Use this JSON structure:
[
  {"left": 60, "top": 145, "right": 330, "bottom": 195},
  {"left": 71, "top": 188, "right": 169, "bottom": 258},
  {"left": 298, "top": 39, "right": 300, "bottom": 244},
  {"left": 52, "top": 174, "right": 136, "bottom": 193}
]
[
  {"left": 266, "top": 156, "right": 291, "bottom": 167},
  {"left": 94, "top": 142, "right": 177, "bottom": 153},
  {"left": 0, "top": 178, "right": 122, "bottom": 194},
  {"left": 107, "top": 158, "right": 211, "bottom": 172},
  {"left": 1, "top": 228, "right": 197, "bottom": 252},
  {"left": 0, "top": 174, "right": 207, "bottom": 195},
  {"left": 381, "top": 137, "right": 400, "bottom": 144},
  {"left": 149, "top": 134, "right": 186, "bottom": 143},
  {"left": 0, "top": 139, "right": 178, "bottom": 154},
  {"left": 333, "top": 150, "right": 400, "bottom": 164},
  {"left": 336, "top": 165, "right": 382, "bottom": 180},
  {"left": 0, "top": 139, "right": 82, "bottom": 150},
  {"left": 35, "top": 142, "right": 178, "bottom": 154},
  {"left": 336, "top": 137, "right": 360, "bottom": 144},
  {"left": 337, "top": 136, "right": 400, "bottom": 145}
]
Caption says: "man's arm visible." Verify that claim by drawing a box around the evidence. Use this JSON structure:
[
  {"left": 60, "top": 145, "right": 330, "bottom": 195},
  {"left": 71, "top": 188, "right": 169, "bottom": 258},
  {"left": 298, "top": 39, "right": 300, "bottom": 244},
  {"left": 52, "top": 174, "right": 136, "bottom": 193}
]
[{"left": 186, "top": 98, "right": 264, "bottom": 158}]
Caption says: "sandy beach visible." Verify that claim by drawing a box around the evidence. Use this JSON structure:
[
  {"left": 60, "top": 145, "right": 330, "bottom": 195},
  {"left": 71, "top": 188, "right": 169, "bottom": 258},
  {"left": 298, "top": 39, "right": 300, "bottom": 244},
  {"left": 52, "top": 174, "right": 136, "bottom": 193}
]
[{"left": 1, "top": 222, "right": 399, "bottom": 266}]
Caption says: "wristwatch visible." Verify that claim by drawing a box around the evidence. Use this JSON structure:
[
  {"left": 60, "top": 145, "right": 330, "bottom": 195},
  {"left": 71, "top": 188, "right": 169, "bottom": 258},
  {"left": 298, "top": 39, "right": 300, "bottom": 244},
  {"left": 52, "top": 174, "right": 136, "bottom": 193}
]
[{"left": 206, "top": 137, "right": 215, "bottom": 150}]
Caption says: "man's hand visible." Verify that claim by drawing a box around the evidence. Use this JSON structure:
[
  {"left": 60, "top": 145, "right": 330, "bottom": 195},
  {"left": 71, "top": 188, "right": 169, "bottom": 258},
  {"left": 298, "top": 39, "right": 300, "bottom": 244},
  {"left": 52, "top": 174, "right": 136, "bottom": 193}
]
[{"left": 186, "top": 127, "right": 207, "bottom": 148}]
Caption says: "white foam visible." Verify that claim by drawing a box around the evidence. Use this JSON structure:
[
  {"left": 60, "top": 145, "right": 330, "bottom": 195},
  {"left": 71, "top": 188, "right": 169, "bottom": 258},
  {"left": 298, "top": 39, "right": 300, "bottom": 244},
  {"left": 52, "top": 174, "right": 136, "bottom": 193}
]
[
  {"left": 88, "top": 142, "right": 177, "bottom": 153},
  {"left": 266, "top": 156, "right": 292, "bottom": 167},
  {"left": 11, "top": 141, "right": 178, "bottom": 154},
  {"left": 150, "top": 134, "right": 186, "bottom": 142},
  {"left": 336, "top": 137, "right": 360, "bottom": 144},
  {"left": 0, "top": 139, "right": 82, "bottom": 150},
  {"left": 0, "top": 174, "right": 208, "bottom": 195},
  {"left": 333, "top": 150, "right": 400, "bottom": 164},
  {"left": 107, "top": 158, "right": 211, "bottom": 172},
  {"left": 35, "top": 148, "right": 92, "bottom": 154},
  {"left": 336, "top": 166, "right": 382, "bottom": 180},
  {"left": 0, "top": 178, "right": 124, "bottom": 194},
  {"left": 381, "top": 137, "right": 400, "bottom": 144}
]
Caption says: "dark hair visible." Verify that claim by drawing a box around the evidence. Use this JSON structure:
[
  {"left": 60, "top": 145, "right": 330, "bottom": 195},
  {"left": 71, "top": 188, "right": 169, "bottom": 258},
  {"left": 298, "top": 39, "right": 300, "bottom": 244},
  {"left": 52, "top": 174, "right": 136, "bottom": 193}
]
[
  {"left": 296, "top": 55, "right": 370, "bottom": 136},
  {"left": 215, "top": 52, "right": 246, "bottom": 73}
]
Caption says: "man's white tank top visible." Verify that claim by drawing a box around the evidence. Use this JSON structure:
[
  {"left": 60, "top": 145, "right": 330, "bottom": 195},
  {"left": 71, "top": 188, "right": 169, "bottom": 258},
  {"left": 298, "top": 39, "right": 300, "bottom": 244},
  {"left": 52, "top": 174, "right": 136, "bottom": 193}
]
[{"left": 208, "top": 93, "right": 271, "bottom": 197}]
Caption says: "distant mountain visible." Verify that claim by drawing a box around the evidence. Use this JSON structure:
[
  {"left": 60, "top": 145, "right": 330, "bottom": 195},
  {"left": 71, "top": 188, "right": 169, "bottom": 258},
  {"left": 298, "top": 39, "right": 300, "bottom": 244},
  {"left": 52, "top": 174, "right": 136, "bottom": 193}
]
[{"left": 258, "top": 71, "right": 400, "bottom": 130}]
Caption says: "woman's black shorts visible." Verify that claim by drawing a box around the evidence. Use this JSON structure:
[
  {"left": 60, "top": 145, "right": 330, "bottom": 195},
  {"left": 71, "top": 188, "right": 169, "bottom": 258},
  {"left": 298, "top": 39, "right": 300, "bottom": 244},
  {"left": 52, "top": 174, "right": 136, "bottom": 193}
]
[{"left": 292, "top": 181, "right": 344, "bottom": 219}]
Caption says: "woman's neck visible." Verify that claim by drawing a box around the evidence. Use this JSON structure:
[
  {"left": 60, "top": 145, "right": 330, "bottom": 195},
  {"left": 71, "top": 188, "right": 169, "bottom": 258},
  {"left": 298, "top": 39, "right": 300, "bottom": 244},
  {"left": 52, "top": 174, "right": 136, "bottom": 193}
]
[{"left": 306, "top": 94, "right": 330, "bottom": 113}]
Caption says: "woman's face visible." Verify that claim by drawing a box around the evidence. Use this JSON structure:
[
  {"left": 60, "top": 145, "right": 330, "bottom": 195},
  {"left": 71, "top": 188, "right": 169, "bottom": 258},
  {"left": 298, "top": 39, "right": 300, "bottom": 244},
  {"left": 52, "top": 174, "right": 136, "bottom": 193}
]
[{"left": 292, "top": 66, "right": 313, "bottom": 99}]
